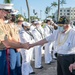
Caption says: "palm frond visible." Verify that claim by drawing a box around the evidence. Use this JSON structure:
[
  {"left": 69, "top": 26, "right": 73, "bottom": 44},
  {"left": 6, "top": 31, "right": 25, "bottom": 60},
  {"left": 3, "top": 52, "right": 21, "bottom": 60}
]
[{"left": 4, "top": 0, "right": 12, "bottom": 3}]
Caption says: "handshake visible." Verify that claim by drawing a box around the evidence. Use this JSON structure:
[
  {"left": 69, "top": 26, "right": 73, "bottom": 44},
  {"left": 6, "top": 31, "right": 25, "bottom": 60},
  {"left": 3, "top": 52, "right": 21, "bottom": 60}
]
[{"left": 23, "top": 42, "right": 34, "bottom": 49}]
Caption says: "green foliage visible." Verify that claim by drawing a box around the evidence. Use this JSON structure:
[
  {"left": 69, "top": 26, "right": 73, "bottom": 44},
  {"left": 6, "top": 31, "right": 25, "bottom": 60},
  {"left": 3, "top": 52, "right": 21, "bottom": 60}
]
[
  {"left": 30, "top": 16, "right": 39, "bottom": 22},
  {"left": 51, "top": 2, "right": 58, "bottom": 7},
  {"left": 45, "top": 6, "right": 50, "bottom": 15},
  {"left": 45, "top": 2, "right": 57, "bottom": 18},
  {"left": 4, "top": 0, "right": 12, "bottom": 3}
]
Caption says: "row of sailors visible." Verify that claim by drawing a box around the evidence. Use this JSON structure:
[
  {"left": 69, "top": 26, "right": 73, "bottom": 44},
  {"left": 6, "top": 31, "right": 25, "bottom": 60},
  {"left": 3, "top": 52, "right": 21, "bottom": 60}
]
[
  {"left": 4, "top": 15, "right": 57, "bottom": 75},
  {"left": 16, "top": 17, "right": 58, "bottom": 75}
]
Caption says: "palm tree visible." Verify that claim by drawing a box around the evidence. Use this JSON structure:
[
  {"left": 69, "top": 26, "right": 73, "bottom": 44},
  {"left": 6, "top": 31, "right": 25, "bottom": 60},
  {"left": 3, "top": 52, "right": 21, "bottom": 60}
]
[
  {"left": 45, "top": 2, "right": 57, "bottom": 18},
  {"left": 51, "top": 2, "right": 58, "bottom": 7},
  {"left": 58, "top": 0, "right": 60, "bottom": 21},
  {"left": 4, "top": 0, "right": 12, "bottom": 3},
  {"left": 45, "top": 6, "right": 50, "bottom": 18},
  {"left": 26, "top": 0, "right": 30, "bottom": 23},
  {"left": 58, "top": 0, "right": 66, "bottom": 21},
  {"left": 60, "top": 0, "right": 66, "bottom": 6}
]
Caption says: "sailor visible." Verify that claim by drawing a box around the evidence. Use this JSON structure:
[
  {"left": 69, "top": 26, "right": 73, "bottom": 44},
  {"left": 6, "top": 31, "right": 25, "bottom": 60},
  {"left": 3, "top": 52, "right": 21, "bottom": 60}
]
[
  {"left": 32, "top": 21, "right": 44, "bottom": 69},
  {"left": 18, "top": 21, "right": 35, "bottom": 75},
  {"left": 44, "top": 18, "right": 54, "bottom": 64}
]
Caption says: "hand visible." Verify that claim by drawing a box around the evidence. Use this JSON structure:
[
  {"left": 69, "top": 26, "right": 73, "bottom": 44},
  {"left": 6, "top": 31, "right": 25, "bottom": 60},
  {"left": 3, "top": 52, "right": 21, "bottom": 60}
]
[
  {"left": 69, "top": 63, "right": 75, "bottom": 72},
  {"left": 23, "top": 42, "right": 30, "bottom": 49}
]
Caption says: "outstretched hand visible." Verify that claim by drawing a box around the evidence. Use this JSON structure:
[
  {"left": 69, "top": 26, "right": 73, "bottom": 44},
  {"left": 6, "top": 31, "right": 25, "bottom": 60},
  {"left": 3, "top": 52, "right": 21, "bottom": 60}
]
[
  {"left": 23, "top": 42, "right": 31, "bottom": 49},
  {"left": 69, "top": 63, "right": 75, "bottom": 72}
]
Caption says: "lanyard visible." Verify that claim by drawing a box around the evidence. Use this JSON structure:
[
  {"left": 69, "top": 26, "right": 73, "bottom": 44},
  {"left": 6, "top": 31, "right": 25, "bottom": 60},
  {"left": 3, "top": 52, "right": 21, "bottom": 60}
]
[
  {"left": 36, "top": 28, "right": 43, "bottom": 39},
  {"left": 47, "top": 25, "right": 53, "bottom": 33},
  {"left": 57, "top": 31, "right": 70, "bottom": 47},
  {"left": 26, "top": 31, "right": 34, "bottom": 39}
]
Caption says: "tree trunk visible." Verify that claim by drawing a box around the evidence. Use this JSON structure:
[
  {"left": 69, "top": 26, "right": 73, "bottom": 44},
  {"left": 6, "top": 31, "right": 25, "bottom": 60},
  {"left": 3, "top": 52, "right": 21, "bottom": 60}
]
[
  {"left": 26, "top": 0, "right": 30, "bottom": 23},
  {"left": 58, "top": 0, "right": 60, "bottom": 21}
]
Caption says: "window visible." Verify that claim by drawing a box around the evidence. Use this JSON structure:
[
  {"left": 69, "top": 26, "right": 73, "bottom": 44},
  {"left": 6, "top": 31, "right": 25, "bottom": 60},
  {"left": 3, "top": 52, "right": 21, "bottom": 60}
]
[
  {"left": 67, "top": 10, "right": 70, "bottom": 12},
  {"left": 67, "top": 13, "right": 70, "bottom": 15},
  {"left": 60, "top": 10, "right": 62, "bottom": 12}
]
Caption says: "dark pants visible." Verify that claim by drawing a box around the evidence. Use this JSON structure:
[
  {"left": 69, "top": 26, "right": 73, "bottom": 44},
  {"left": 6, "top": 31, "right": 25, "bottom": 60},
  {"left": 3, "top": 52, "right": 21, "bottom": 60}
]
[
  {"left": 0, "top": 50, "right": 8, "bottom": 75},
  {"left": 57, "top": 54, "right": 75, "bottom": 75}
]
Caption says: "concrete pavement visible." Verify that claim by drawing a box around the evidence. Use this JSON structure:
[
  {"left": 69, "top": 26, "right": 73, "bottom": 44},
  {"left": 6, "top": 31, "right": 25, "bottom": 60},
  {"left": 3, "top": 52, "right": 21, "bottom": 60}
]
[{"left": 31, "top": 56, "right": 57, "bottom": 75}]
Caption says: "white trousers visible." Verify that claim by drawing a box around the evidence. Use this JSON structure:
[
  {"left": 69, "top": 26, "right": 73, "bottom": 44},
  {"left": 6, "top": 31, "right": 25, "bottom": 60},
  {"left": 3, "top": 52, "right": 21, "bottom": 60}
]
[
  {"left": 35, "top": 46, "right": 42, "bottom": 68},
  {"left": 25, "top": 50, "right": 33, "bottom": 73},
  {"left": 44, "top": 43, "right": 52, "bottom": 63},
  {"left": 22, "top": 62, "right": 30, "bottom": 75}
]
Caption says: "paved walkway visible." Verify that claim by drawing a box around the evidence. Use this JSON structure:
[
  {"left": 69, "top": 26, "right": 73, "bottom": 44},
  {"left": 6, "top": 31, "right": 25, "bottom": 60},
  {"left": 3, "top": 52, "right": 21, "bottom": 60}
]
[{"left": 31, "top": 56, "right": 57, "bottom": 75}]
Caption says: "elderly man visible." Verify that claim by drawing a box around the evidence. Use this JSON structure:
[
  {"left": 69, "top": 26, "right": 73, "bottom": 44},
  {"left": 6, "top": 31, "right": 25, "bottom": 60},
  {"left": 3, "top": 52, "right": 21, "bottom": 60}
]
[{"left": 30, "top": 16, "right": 75, "bottom": 75}]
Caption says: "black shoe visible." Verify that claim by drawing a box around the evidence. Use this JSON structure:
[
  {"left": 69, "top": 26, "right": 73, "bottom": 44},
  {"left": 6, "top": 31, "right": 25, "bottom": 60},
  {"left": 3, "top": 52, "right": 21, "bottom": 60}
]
[
  {"left": 30, "top": 72, "right": 35, "bottom": 74},
  {"left": 35, "top": 66, "right": 43, "bottom": 69}
]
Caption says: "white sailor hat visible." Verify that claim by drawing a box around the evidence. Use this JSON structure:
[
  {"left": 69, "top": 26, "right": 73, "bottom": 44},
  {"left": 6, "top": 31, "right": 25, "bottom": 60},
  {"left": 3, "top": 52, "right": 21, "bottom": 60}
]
[
  {"left": 46, "top": 18, "right": 52, "bottom": 21},
  {"left": 34, "top": 21, "right": 42, "bottom": 25},
  {"left": 38, "top": 21, "right": 43, "bottom": 24},
  {"left": 0, "top": 4, "right": 13, "bottom": 10},
  {"left": 34, "top": 21, "right": 38, "bottom": 24},
  {"left": 23, "top": 22, "right": 31, "bottom": 26},
  {"left": 10, "top": 9, "right": 19, "bottom": 15}
]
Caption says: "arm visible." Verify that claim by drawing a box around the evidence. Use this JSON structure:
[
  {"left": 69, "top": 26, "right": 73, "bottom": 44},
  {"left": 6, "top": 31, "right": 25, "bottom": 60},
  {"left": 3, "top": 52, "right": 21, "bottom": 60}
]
[
  {"left": 2, "top": 40, "right": 30, "bottom": 49},
  {"left": 30, "top": 38, "right": 48, "bottom": 48},
  {"left": 30, "top": 30, "right": 58, "bottom": 48}
]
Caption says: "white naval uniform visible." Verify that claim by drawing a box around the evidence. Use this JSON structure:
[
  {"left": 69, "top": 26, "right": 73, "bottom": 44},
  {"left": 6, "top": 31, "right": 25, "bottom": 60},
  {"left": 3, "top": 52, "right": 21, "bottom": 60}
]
[
  {"left": 32, "top": 26, "right": 43, "bottom": 68},
  {"left": 45, "top": 28, "right": 75, "bottom": 55},
  {"left": 44, "top": 24, "right": 53, "bottom": 63},
  {"left": 19, "top": 27, "right": 34, "bottom": 75},
  {"left": 20, "top": 49, "right": 30, "bottom": 75}
]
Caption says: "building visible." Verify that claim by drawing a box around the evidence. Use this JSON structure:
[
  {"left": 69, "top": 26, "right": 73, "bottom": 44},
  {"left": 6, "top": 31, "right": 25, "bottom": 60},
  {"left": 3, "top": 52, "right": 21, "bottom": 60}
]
[{"left": 54, "top": 7, "right": 75, "bottom": 23}]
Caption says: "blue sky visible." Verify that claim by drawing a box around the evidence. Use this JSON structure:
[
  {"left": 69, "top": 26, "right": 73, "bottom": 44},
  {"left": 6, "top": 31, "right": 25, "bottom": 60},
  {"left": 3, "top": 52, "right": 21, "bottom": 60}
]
[{"left": 0, "top": 0, "right": 75, "bottom": 20}]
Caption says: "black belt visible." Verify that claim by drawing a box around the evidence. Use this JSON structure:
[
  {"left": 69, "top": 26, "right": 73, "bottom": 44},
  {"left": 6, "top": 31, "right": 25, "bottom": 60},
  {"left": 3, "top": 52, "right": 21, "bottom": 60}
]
[{"left": 57, "top": 54, "right": 75, "bottom": 56}]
